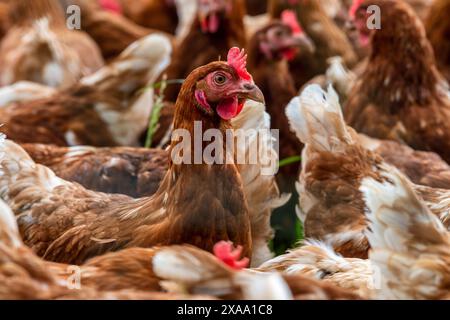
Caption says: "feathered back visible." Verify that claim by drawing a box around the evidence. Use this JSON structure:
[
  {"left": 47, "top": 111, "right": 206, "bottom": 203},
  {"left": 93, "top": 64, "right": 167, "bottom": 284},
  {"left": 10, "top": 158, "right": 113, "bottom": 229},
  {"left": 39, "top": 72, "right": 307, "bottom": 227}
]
[
  {"left": 325, "top": 56, "right": 356, "bottom": 100},
  {"left": 0, "top": 81, "right": 57, "bottom": 108},
  {"left": 79, "top": 33, "right": 172, "bottom": 94},
  {"left": 0, "top": 199, "right": 22, "bottom": 248},
  {"left": 8, "top": 0, "right": 66, "bottom": 27},
  {"left": 258, "top": 240, "right": 375, "bottom": 298},
  {"left": 286, "top": 84, "right": 353, "bottom": 153},
  {"left": 361, "top": 167, "right": 450, "bottom": 299},
  {"left": 0, "top": 137, "right": 69, "bottom": 212},
  {"left": 78, "top": 33, "right": 172, "bottom": 146},
  {"left": 153, "top": 245, "right": 293, "bottom": 299}
]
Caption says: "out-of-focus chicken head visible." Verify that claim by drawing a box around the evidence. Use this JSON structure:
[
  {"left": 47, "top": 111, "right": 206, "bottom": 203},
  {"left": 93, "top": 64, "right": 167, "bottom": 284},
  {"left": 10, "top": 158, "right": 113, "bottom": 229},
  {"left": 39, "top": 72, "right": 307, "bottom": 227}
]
[
  {"left": 349, "top": 0, "right": 375, "bottom": 47},
  {"left": 197, "top": 0, "right": 232, "bottom": 33},
  {"left": 258, "top": 10, "right": 314, "bottom": 61},
  {"left": 192, "top": 47, "right": 265, "bottom": 120}
]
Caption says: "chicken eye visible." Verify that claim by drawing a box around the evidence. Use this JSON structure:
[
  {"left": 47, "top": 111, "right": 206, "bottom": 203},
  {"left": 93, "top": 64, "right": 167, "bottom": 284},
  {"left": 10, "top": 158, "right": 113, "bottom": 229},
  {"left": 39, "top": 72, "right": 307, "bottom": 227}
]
[
  {"left": 275, "top": 29, "right": 284, "bottom": 37},
  {"left": 214, "top": 73, "right": 228, "bottom": 85}
]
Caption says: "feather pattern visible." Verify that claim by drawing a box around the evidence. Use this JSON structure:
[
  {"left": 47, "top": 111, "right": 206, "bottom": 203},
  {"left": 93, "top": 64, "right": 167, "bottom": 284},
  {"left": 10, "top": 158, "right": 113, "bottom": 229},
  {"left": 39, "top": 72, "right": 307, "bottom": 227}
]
[
  {"left": 361, "top": 168, "right": 450, "bottom": 299},
  {"left": 286, "top": 84, "right": 353, "bottom": 153}
]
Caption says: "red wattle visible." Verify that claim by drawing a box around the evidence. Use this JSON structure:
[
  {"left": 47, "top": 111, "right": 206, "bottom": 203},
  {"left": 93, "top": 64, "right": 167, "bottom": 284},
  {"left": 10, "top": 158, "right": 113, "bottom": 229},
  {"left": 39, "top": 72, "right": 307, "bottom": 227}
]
[
  {"left": 201, "top": 18, "right": 209, "bottom": 33},
  {"left": 281, "top": 48, "right": 296, "bottom": 61},
  {"left": 209, "top": 13, "right": 220, "bottom": 33},
  {"left": 217, "top": 96, "right": 239, "bottom": 120},
  {"left": 99, "top": 0, "right": 122, "bottom": 15}
]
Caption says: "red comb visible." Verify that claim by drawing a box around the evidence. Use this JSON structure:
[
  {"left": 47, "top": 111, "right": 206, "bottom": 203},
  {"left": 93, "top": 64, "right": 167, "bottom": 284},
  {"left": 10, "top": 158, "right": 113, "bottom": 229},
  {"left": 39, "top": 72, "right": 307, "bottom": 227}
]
[
  {"left": 281, "top": 10, "right": 303, "bottom": 35},
  {"left": 213, "top": 241, "right": 249, "bottom": 270},
  {"left": 99, "top": 0, "right": 122, "bottom": 15},
  {"left": 349, "top": 0, "right": 364, "bottom": 19},
  {"left": 227, "top": 47, "right": 252, "bottom": 81}
]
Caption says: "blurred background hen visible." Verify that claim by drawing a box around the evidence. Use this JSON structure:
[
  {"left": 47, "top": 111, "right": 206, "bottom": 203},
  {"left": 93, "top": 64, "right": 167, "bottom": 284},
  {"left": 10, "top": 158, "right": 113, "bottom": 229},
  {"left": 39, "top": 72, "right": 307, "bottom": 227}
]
[{"left": 0, "top": 0, "right": 450, "bottom": 300}]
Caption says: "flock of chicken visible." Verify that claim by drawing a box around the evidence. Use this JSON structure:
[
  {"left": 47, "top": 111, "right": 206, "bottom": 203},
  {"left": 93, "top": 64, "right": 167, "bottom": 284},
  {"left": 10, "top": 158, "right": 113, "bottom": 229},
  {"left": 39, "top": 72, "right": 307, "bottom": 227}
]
[{"left": 0, "top": 0, "right": 449, "bottom": 300}]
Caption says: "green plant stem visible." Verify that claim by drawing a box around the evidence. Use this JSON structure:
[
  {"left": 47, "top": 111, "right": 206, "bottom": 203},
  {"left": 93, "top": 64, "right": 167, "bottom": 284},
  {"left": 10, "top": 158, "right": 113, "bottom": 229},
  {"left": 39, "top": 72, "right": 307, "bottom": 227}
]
[{"left": 278, "top": 155, "right": 302, "bottom": 168}]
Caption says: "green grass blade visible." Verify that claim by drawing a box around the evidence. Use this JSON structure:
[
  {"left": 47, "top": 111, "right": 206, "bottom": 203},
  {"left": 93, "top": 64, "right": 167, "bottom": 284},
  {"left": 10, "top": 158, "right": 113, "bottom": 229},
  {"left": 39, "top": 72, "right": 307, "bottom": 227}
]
[{"left": 278, "top": 155, "right": 302, "bottom": 168}]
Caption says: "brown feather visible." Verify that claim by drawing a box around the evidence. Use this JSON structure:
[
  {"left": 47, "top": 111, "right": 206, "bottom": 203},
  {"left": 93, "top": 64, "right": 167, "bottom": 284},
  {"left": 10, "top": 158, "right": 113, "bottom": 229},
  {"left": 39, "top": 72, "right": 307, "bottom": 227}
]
[
  {"left": 164, "top": 0, "right": 247, "bottom": 102},
  {"left": 345, "top": 0, "right": 450, "bottom": 163}
]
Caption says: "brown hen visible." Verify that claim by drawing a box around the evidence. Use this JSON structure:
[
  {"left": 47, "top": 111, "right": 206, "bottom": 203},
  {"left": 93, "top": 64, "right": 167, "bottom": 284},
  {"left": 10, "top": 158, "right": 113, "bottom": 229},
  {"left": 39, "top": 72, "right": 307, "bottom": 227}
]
[
  {"left": 20, "top": 98, "right": 287, "bottom": 267},
  {"left": 269, "top": 0, "right": 358, "bottom": 88},
  {"left": 345, "top": 0, "right": 450, "bottom": 163},
  {"left": 164, "top": 0, "right": 247, "bottom": 102},
  {"left": 286, "top": 84, "right": 450, "bottom": 259},
  {"left": 0, "top": 50, "right": 265, "bottom": 265}
]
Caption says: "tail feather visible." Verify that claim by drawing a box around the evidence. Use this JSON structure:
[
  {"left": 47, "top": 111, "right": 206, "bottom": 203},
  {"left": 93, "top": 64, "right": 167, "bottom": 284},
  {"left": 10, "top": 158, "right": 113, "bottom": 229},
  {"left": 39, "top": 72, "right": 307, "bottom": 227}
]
[
  {"left": 360, "top": 168, "right": 450, "bottom": 299},
  {"left": 153, "top": 245, "right": 293, "bottom": 299},
  {"left": 0, "top": 137, "right": 69, "bottom": 212},
  {"left": 79, "top": 33, "right": 172, "bottom": 146},
  {"left": 0, "top": 81, "right": 57, "bottom": 108},
  {"left": 79, "top": 33, "right": 172, "bottom": 94},
  {"left": 233, "top": 271, "right": 294, "bottom": 300},
  {"left": 361, "top": 168, "right": 448, "bottom": 252},
  {"left": 286, "top": 84, "right": 353, "bottom": 152},
  {"left": 153, "top": 245, "right": 233, "bottom": 285},
  {"left": 258, "top": 240, "right": 374, "bottom": 298},
  {"left": 325, "top": 56, "right": 355, "bottom": 100},
  {"left": 0, "top": 199, "right": 22, "bottom": 248},
  {"left": 152, "top": 245, "right": 237, "bottom": 297}
]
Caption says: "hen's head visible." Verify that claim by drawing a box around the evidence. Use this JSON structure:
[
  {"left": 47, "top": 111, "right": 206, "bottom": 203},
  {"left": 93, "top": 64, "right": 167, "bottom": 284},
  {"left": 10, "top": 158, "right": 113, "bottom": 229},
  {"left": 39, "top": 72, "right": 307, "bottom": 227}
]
[
  {"left": 349, "top": 0, "right": 375, "bottom": 47},
  {"left": 197, "top": 0, "right": 232, "bottom": 33},
  {"left": 181, "top": 47, "right": 264, "bottom": 121},
  {"left": 256, "top": 10, "right": 314, "bottom": 61},
  {"left": 350, "top": 0, "right": 427, "bottom": 49},
  {"left": 213, "top": 241, "right": 249, "bottom": 270}
]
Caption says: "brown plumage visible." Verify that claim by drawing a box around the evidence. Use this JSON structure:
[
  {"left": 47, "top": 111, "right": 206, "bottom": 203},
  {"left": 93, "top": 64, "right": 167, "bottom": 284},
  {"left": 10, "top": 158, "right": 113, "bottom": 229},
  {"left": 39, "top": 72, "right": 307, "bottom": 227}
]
[
  {"left": 425, "top": 0, "right": 450, "bottom": 82},
  {"left": 286, "top": 85, "right": 382, "bottom": 258},
  {"left": 49, "top": 247, "right": 162, "bottom": 293},
  {"left": 405, "top": 0, "right": 434, "bottom": 20},
  {"left": 21, "top": 98, "right": 287, "bottom": 267},
  {"left": 68, "top": 0, "right": 168, "bottom": 61},
  {"left": 345, "top": 0, "right": 450, "bottom": 163},
  {"left": 0, "top": 34, "right": 172, "bottom": 147},
  {"left": 259, "top": 241, "right": 374, "bottom": 298},
  {"left": 269, "top": 0, "right": 358, "bottom": 88},
  {"left": 164, "top": 0, "right": 247, "bottom": 102},
  {"left": 0, "top": 1, "right": 9, "bottom": 41},
  {"left": 0, "top": 0, "right": 103, "bottom": 88},
  {"left": 286, "top": 85, "right": 450, "bottom": 259},
  {"left": 245, "top": 0, "right": 268, "bottom": 15},
  {"left": 153, "top": 244, "right": 361, "bottom": 299},
  {"left": 119, "top": 0, "right": 179, "bottom": 34},
  {"left": 359, "top": 134, "right": 450, "bottom": 189},
  {"left": 21, "top": 144, "right": 168, "bottom": 198},
  {"left": 0, "top": 57, "right": 266, "bottom": 265},
  {"left": 247, "top": 20, "right": 311, "bottom": 172},
  {"left": 0, "top": 199, "right": 214, "bottom": 299},
  {"left": 362, "top": 170, "right": 450, "bottom": 300}
]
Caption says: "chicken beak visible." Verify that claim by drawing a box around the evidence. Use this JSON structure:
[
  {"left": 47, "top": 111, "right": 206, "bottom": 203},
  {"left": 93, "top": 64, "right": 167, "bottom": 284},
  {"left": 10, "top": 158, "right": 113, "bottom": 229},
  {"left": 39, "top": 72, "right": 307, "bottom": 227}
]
[
  {"left": 293, "top": 34, "right": 315, "bottom": 54},
  {"left": 239, "top": 82, "right": 265, "bottom": 105}
]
